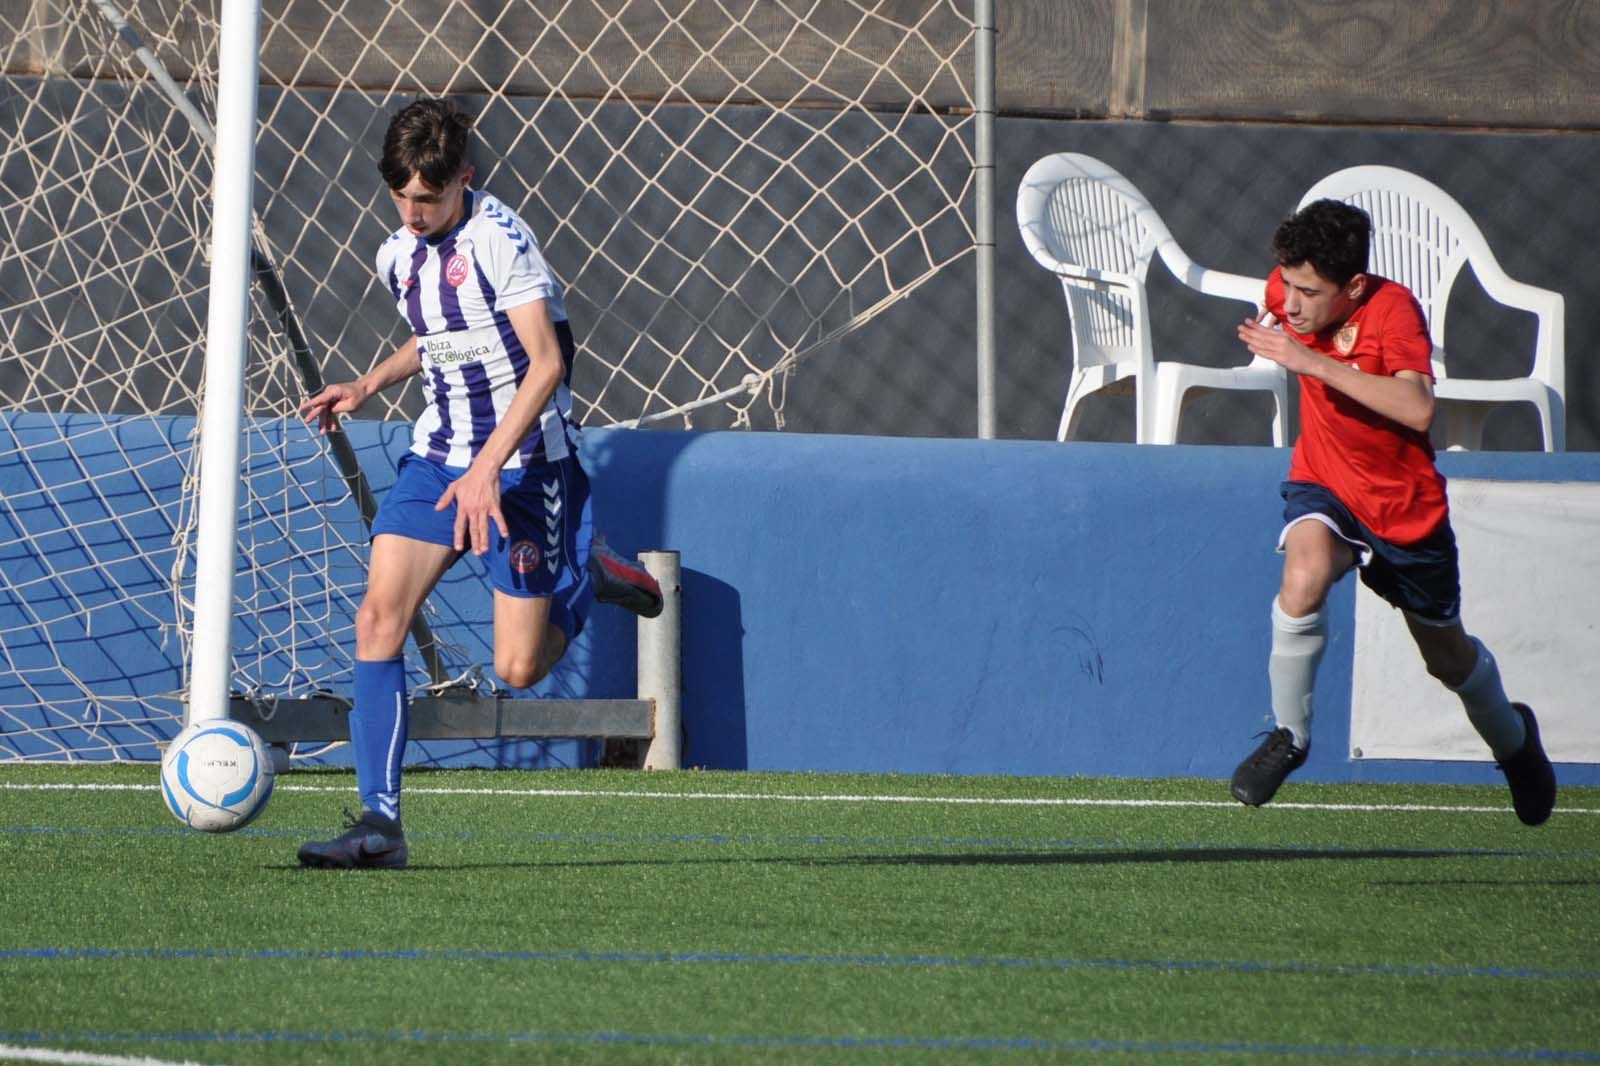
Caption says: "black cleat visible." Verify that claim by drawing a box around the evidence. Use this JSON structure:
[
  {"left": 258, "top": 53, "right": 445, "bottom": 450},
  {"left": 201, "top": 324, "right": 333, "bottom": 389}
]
[
  {"left": 588, "top": 537, "right": 663, "bottom": 619},
  {"left": 1499, "top": 703, "right": 1556, "bottom": 827},
  {"left": 1230, "top": 728, "right": 1308, "bottom": 807},
  {"left": 297, "top": 808, "right": 408, "bottom": 869}
]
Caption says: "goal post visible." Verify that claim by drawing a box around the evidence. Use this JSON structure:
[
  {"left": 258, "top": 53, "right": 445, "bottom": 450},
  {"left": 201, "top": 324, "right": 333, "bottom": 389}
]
[
  {"left": 0, "top": 0, "right": 984, "bottom": 763},
  {"left": 186, "top": 0, "right": 261, "bottom": 727}
]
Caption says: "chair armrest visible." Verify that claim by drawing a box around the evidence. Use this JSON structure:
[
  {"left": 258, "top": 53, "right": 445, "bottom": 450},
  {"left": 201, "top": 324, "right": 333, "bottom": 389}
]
[
  {"left": 1471, "top": 265, "right": 1565, "bottom": 390},
  {"left": 1154, "top": 239, "right": 1266, "bottom": 309},
  {"left": 1190, "top": 266, "right": 1269, "bottom": 308},
  {"left": 1471, "top": 259, "right": 1561, "bottom": 319}
]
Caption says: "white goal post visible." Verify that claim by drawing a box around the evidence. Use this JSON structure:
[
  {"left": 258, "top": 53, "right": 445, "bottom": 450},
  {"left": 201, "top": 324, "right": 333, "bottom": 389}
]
[
  {"left": 0, "top": 0, "right": 987, "bottom": 762},
  {"left": 188, "top": 0, "right": 261, "bottom": 729}
]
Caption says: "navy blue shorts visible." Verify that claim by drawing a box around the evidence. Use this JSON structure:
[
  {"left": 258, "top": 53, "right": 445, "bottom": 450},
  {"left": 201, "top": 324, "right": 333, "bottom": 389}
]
[
  {"left": 371, "top": 451, "right": 594, "bottom": 641},
  {"left": 1279, "top": 480, "right": 1460, "bottom": 624}
]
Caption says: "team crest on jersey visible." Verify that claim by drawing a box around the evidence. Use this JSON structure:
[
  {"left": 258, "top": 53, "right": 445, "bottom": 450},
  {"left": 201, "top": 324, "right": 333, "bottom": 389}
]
[
  {"left": 509, "top": 539, "right": 542, "bottom": 574},
  {"left": 1334, "top": 322, "right": 1359, "bottom": 355},
  {"left": 444, "top": 253, "right": 470, "bottom": 287}
]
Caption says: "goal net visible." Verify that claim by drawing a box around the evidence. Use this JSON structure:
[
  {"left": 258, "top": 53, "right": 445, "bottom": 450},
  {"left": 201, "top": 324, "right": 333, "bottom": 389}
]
[{"left": 0, "top": 0, "right": 979, "bottom": 760}]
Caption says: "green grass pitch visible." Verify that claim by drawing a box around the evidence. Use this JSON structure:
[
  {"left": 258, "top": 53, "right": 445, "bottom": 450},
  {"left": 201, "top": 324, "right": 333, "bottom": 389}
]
[{"left": 1, "top": 764, "right": 1596, "bottom": 1064}]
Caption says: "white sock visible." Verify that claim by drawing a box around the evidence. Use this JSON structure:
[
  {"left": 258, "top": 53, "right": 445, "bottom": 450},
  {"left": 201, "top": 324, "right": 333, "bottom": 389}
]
[
  {"left": 1269, "top": 597, "right": 1324, "bottom": 749},
  {"left": 1451, "top": 637, "right": 1526, "bottom": 759}
]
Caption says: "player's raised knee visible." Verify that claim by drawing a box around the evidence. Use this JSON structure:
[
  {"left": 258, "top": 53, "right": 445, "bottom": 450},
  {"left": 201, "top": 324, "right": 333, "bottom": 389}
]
[{"left": 494, "top": 653, "right": 550, "bottom": 691}]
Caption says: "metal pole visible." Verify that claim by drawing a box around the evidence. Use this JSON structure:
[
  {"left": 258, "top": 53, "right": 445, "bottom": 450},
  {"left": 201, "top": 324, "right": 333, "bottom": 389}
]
[
  {"left": 974, "top": 0, "right": 997, "bottom": 439},
  {"left": 186, "top": 0, "right": 261, "bottom": 724},
  {"left": 637, "top": 551, "right": 682, "bottom": 770},
  {"left": 88, "top": 0, "right": 449, "bottom": 687}
]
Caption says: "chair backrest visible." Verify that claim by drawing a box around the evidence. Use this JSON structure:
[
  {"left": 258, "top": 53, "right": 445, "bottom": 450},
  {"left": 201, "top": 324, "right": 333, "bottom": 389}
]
[
  {"left": 1298, "top": 166, "right": 1490, "bottom": 359},
  {"left": 1017, "top": 153, "right": 1174, "bottom": 369}
]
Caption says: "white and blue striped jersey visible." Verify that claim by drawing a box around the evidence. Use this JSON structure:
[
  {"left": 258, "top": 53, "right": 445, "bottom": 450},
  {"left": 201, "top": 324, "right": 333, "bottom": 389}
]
[{"left": 376, "top": 189, "right": 579, "bottom": 469}]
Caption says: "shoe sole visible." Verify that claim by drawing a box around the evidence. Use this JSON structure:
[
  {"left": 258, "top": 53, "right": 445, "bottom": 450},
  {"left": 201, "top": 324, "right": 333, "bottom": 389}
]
[
  {"left": 297, "top": 846, "right": 409, "bottom": 870},
  {"left": 1229, "top": 783, "right": 1268, "bottom": 807}
]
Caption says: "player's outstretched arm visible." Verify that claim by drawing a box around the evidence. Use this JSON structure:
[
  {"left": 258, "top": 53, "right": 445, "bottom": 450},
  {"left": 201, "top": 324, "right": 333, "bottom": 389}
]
[{"left": 299, "top": 336, "right": 422, "bottom": 434}]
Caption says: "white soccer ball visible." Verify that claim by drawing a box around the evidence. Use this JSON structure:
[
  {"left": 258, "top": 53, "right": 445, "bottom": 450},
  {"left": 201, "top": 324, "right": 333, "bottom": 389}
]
[{"left": 159, "top": 718, "right": 276, "bottom": 833}]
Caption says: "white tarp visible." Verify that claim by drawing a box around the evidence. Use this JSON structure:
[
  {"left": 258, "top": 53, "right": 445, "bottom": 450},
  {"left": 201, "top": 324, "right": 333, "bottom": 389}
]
[{"left": 1350, "top": 477, "right": 1599, "bottom": 763}]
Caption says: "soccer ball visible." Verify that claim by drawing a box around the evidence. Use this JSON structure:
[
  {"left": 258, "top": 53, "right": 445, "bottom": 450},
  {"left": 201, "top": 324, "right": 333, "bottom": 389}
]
[{"left": 159, "top": 718, "right": 276, "bottom": 833}]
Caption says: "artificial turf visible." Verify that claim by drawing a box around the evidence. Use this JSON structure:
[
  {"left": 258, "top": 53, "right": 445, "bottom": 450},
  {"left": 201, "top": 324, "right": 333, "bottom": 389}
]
[{"left": 1, "top": 764, "right": 1596, "bottom": 1064}]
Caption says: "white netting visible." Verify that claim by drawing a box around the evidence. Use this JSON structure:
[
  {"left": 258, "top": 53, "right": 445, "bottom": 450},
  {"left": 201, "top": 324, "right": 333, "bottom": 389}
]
[{"left": 0, "top": 0, "right": 977, "bottom": 759}]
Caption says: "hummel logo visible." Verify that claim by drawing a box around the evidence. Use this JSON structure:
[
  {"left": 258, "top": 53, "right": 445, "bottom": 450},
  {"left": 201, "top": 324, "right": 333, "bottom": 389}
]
[{"left": 486, "top": 204, "right": 531, "bottom": 254}]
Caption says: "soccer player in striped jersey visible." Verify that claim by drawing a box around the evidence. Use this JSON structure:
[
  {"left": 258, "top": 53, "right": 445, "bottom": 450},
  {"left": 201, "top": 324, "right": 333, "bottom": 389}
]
[{"left": 295, "top": 98, "right": 654, "bottom": 868}]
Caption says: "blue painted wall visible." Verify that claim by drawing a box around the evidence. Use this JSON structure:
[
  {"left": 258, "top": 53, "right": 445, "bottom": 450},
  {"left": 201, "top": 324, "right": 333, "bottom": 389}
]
[
  {"left": 3, "top": 414, "right": 1594, "bottom": 786},
  {"left": 577, "top": 428, "right": 1600, "bottom": 787}
]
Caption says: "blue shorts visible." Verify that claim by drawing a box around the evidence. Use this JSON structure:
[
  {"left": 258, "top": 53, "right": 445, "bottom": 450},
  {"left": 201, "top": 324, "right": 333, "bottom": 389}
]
[
  {"left": 370, "top": 451, "right": 595, "bottom": 641},
  {"left": 1279, "top": 481, "right": 1460, "bottom": 624}
]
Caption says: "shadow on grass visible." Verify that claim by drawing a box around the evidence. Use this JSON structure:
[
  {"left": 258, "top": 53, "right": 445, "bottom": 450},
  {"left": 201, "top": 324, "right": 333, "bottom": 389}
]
[
  {"left": 285, "top": 845, "right": 1510, "bottom": 873},
  {"left": 804, "top": 848, "right": 1475, "bottom": 867}
]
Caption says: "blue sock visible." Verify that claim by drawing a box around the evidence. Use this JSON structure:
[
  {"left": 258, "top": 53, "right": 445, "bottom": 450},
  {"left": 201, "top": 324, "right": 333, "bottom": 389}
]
[{"left": 350, "top": 656, "right": 407, "bottom": 822}]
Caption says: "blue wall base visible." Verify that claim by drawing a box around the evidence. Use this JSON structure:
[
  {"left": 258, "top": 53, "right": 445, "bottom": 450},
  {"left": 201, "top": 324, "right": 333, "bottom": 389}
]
[{"left": 580, "top": 428, "right": 1600, "bottom": 786}]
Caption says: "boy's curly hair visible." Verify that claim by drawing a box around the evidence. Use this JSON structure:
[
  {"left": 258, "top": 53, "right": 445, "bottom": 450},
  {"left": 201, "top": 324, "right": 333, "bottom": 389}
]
[{"left": 1273, "top": 199, "right": 1370, "bottom": 285}]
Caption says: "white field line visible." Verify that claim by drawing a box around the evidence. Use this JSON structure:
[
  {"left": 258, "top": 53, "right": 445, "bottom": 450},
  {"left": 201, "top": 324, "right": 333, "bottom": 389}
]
[
  {"left": 1, "top": 780, "right": 1596, "bottom": 815},
  {"left": 0, "top": 1044, "right": 221, "bottom": 1066}
]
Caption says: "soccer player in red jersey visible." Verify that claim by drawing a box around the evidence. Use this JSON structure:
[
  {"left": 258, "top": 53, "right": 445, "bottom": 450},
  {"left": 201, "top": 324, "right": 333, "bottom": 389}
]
[{"left": 1228, "top": 199, "right": 1554, "bottom": 824}]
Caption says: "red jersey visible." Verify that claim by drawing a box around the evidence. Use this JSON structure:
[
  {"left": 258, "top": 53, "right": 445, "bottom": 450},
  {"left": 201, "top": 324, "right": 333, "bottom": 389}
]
[{"left": 1266, "top": 268, "right": 1448, "bottom": 545}]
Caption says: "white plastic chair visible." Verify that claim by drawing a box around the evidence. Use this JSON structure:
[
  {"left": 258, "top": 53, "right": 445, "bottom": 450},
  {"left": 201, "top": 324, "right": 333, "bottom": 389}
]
[
  {"left": 1300, "top": 165, "right": 1565, "bottom": 451},
  {"left": 1016, "top": 152, "right": 1289, "bottom": 446}
]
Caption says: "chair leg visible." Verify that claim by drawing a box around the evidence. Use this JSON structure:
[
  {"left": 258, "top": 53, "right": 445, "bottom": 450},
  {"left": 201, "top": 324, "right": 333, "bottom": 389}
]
[
  {"left": 1442, "top": 402, "right": 1489, "bottom": 452},
  {"left": 1147, "top": 371, "right": 1183, "bottom": 445},
  {"left": 1538, "top": 392, "right": 1563, "bottom": 452},
  {"left": 1058, "top": 371, "right": 1093, "bottom": 441}
]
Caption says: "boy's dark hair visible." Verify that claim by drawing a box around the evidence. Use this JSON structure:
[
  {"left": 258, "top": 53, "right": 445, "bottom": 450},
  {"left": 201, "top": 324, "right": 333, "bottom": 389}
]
[
  {"left": 1272, "top": 199, "right": 1371, "bottom": 286},
  {"left": 379, "top": 98, "right": 472, "bottom": 191}
]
